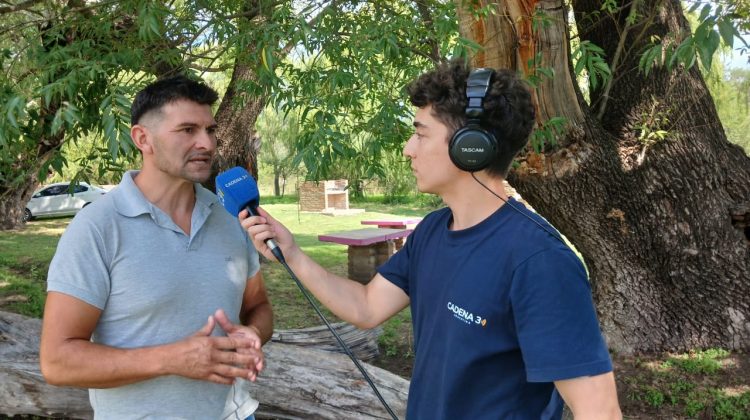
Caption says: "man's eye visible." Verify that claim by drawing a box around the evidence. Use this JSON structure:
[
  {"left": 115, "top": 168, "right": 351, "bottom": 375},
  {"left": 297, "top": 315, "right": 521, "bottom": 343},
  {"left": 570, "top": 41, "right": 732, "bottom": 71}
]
[
  {"left": 207, "top": 127, "right": 217, "bottom": 135},
  {"left": 182, "top": 127, "right": 194, "bottom": 134}
]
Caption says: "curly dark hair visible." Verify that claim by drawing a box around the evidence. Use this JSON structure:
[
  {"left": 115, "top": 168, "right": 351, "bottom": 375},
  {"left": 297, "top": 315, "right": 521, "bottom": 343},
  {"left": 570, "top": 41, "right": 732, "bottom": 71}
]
[
  {"left": 407, "top": 59, "right": 536, "bottom": 177},
  {"left": 131, "top": 75, "right": 218, "bottom": 125}
]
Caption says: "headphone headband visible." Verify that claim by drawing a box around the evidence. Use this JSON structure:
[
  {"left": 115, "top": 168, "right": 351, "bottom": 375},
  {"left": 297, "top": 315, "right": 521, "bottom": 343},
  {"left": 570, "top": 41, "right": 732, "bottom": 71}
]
[{"left": 465, "top": 68, "right": 494, "bottom": 119}]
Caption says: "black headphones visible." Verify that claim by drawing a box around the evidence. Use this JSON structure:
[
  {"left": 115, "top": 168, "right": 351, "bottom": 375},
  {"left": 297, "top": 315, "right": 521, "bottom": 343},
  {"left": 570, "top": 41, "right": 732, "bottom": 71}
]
[{"left": 448, "top": 68, "right": 498, "bottom": 172}]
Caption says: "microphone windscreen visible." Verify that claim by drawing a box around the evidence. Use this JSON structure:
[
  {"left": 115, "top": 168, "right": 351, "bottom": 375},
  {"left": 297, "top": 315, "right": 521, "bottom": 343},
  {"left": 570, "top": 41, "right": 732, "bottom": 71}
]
[{"left": 215, "top": 166, "right": 260, "bottom": 216}]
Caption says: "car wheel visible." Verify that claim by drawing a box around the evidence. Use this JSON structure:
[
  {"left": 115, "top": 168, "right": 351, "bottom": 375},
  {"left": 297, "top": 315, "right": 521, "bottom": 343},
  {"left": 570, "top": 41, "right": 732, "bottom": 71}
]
[{"left": 22, "top": 208, "right": 32, "bottom": 222}]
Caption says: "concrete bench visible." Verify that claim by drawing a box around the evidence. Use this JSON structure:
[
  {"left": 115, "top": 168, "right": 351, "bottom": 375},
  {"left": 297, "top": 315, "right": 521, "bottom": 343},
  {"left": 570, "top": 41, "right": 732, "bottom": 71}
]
[{"left": 318, "top": 228, "right": 412, "bottom": 284}]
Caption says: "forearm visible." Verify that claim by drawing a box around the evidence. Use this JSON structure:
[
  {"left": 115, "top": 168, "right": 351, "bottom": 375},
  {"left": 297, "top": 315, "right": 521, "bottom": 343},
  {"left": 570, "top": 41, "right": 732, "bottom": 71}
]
[
  {"left": 555, "top": 372, "right": 622, "bottom": 419},
  {"left": 285, "top": 248, "right": 375, "bottom": 328},
  {"left": 242, "top": 301, "right": 274, "bottom": 345},
  {"left": 243, "top": 209, "right": 406, "bottom": 328},
  {"left": 41, "top": 339, "right": 169, "bottom": 388}
]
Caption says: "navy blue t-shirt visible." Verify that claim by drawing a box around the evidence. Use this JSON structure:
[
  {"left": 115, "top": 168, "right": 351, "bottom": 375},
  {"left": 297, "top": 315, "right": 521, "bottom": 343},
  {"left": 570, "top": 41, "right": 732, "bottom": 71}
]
[{"left": 378, "top": 199, "right": 612, "bottom": 419}]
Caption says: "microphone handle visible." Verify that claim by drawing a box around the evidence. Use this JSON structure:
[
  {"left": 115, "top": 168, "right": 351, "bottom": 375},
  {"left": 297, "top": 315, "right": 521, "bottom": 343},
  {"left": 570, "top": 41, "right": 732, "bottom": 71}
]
[{"left": 245, "top": 205, "right": 286, "bottom": 263}]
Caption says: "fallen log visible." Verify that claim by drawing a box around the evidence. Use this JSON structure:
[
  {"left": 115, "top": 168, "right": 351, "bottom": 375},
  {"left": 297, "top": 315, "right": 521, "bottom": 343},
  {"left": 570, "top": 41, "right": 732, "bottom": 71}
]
[
  {"left": 0, "top": 311, "right": 409, "bottom": 419},
  {"left": 0, "top": 311, "right": 92, "bottom": 419},
  {"left": 271, "top": 322, "right": 382, "bottom": 361}
]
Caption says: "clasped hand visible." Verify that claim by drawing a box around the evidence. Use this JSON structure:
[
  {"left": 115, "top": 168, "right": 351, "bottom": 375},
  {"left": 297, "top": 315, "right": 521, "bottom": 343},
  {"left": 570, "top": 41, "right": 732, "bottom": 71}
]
[{"left": 169, "top": 309, "right": 265, "bottom": 385}]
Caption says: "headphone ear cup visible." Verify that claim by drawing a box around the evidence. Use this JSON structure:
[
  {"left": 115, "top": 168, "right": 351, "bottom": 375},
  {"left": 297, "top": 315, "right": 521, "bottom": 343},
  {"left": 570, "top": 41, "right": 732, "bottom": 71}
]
[{"left": 449, "top": 126, "right": 497, "bottom": 172}]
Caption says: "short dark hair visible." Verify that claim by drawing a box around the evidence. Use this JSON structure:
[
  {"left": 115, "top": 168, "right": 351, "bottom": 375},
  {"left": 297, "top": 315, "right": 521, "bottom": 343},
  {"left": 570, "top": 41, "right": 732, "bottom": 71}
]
[
  {"left": 131, "top": 75, "right": 219, "bottom": 125},
  {"left": 407, "top": 59, "right": 536, "bottom": 177}
]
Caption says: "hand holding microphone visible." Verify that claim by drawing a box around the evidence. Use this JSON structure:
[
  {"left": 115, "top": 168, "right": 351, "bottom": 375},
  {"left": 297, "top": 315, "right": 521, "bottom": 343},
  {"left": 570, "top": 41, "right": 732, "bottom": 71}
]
[
  {"left": 240, "top": 206, "right": 296, "bottom": 264},
  {"left": 215, "top": 166, "right": 399, "bottom": 419},
  {"left": 215, "top": 167, "right": 290, "bottom": 263}
]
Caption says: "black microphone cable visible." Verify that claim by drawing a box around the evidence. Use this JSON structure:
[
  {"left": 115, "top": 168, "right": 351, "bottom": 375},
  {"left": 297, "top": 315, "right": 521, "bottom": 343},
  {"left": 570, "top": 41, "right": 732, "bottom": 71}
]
[
  {"left": 245, "top": 205, "right": 400, "bottom": 420},
  {"left": 470, "top": 173, "right": 567, "bottom": 246}
]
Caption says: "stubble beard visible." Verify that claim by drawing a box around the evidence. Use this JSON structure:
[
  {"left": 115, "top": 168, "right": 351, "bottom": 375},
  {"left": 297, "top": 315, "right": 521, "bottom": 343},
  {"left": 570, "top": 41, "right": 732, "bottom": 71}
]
[{"left": 153, "top": 152, "right": 214, "bottom": 184}]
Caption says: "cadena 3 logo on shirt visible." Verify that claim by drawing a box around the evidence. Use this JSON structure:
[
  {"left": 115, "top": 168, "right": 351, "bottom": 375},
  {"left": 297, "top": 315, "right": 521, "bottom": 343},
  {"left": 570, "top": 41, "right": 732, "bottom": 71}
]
[{"left": 447, "top": 301, "right": 487, "bottom": 327}]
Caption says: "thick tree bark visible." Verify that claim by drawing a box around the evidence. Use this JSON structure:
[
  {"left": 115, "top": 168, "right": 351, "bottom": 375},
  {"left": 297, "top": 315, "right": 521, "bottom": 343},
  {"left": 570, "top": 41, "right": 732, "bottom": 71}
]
[
  {"left": 210, "top": 59, "right": 265, "bottom": 190},
  {"left": 457, "top": 0, "right": 750, "bottom": 353},
  {"left": 0, "top": 172, "right": 42, "bottom": 230},
  {"left": 0, "top": 311, "right": 409, "bottom": 419},
  {"left": 205, "top": 1, "right": 267, "bottom": 192}
]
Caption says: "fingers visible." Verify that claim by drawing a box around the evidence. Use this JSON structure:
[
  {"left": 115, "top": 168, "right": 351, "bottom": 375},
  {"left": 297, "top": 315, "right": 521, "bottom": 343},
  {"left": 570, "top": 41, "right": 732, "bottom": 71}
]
[
  {"left": 211, "top": 345, "right": 263, "bottom": 366},
  {"left": 211, "top": 347, "right": 264, "bottom": 382},
  {"left": 194, "top": 315, "right": 215, "bottom": 337},
  {"left": 210, "top": 335, "right": 257, "bottom": 351},
  {"left": 213, "top": 309, "right": 236, "bottom": 334},
  {"left": 255, "top": 206, "right": 273, "bottom": 220}
]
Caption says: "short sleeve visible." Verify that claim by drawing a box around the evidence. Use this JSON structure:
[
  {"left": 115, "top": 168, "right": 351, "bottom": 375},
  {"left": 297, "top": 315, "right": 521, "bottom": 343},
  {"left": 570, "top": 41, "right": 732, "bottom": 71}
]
[
  {"left": 510, "top": 248, "right": 612, "bottom": 382},
  {"left": 47, "top": 218, "right": 111, "bottom": 309},
  {"left": 377, "top": 234, "right": 413, "bottom": 296}
]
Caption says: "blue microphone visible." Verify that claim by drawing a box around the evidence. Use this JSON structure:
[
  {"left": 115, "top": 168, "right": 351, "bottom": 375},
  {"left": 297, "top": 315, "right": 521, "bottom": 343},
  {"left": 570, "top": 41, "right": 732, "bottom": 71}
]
[{"left": 216, "top": 167, "right": 285, "bottom": 262}]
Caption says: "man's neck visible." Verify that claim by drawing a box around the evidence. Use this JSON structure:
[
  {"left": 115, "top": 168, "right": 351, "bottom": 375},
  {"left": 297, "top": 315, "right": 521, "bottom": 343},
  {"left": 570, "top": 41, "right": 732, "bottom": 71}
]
[
  {"left": 133, "top": 168, "right": 197, "bottom": 234},
  {"left": 442, "top": 173, "right": 509, "bottom": 231}
]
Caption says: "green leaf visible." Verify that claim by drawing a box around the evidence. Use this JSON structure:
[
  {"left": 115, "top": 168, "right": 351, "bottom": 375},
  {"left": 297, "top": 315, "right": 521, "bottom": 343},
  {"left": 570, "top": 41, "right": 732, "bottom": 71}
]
[
  {"left": 698, "top": 29, "right": 721, "bottom": 70},
  {"left": 590, "top": 69, "right": 599, "bottom": 90},
  {"left": 593, "top": 60, "right": 612, "bottom": 75},
  {"left": 699, "top": 4, "right": 711, "bottom": 22},
  {"left": 574, "top": 52, "right": 586, "bottom": 75},
  {"left": 717, "top": 18, "right": 736, "bottom": 48}
]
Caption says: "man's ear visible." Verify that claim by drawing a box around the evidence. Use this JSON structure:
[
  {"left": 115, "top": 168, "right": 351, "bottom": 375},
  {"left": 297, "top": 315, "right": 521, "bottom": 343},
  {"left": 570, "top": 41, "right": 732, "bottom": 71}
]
[{"left": 131, "top": 124, "right": 153, "bottom": 155}]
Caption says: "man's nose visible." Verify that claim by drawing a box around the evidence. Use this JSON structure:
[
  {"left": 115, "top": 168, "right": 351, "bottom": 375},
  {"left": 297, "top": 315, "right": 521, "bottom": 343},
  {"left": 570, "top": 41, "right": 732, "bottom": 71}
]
[
  {"left": 403, "top": 134, "right": 417, "bottom": 158},
  {"left": 196, "top": 129, "right": 217, "bottom": 150}
]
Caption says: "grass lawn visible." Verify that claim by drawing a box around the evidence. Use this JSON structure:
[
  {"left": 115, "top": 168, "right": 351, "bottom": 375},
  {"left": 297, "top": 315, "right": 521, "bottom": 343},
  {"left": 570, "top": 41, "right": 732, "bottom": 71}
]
[{"left": 1, "top": 197, "right": 748, "bottom": 418}]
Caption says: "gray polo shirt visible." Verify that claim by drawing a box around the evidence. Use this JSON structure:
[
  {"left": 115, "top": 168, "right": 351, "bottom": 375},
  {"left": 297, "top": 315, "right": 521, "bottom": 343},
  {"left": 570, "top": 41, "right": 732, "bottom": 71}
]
[{"left": 47, "top": 171, "right": 260, "bottom": 419}]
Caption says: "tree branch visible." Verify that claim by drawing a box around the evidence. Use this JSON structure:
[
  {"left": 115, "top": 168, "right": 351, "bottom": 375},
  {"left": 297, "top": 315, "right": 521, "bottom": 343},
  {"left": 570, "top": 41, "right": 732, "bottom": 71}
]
[
  {"left": 188, "top": 62, "right": 234, "bottom": 72},
  {"left": 0, "top": 0, "right": 44, "bottom": 15},
  {"left": 415, "top": 0, "right": 442, "bottom": 64},
  {"left": 595, "top": 0, "right": 642, "bottom": 120},
  {"left": 280, "top": 0, "right": 338, "bottom": 54}
]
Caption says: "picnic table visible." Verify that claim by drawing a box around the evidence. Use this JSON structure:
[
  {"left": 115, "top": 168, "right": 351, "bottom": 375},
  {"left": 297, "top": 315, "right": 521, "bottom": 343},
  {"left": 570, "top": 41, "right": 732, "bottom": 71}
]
[
  {"left": 318, "top": 228, "right": 413, "bottom": 284},
  {"left": 360, "top": 217, "right": 423, "bottom": 230},
  {"left": 360, "top": 218, "right": 421, "bottom": 250}
]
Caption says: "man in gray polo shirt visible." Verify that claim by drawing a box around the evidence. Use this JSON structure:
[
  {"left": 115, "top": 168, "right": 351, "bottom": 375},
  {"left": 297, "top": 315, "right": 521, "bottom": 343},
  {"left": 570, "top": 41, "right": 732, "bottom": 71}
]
[{"left": 40, "top": 75, "right": 272, "bottom": 419}]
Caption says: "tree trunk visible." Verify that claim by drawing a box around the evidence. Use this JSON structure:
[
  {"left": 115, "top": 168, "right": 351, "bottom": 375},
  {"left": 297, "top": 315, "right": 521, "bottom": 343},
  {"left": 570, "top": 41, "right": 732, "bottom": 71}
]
[
  {"left": 0, "top": 173, "right": 41, "bottom": 230},
  {"left": 0, "top": 12, "right": 72, "bottom": 231},
  {"left": 209, "top": 59, "right": 265, "bottom": 192},
  {"left": 274, "top": 165, "right": 281, "bottom": 197},
  {"left": 457, "top": 0, "right": 750, "bottom": 353},
  {"left": 0, "top": 102, "right": 67, "bottom": 231},
  {"left": 205, "top": 1, "right": 268, "bottom": 192},
  {"left": 0, "top": 311, "right": 408, "bottom": 419}
]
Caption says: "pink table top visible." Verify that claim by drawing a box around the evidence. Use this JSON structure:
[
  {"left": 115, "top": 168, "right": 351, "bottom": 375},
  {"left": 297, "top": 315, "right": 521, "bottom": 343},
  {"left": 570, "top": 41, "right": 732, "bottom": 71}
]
[
  {"left": 318, "top": 228, "right": 413, "bottom": 246},
  {"left": 360, "top": 218, "right": 422, "bottom": 228}
]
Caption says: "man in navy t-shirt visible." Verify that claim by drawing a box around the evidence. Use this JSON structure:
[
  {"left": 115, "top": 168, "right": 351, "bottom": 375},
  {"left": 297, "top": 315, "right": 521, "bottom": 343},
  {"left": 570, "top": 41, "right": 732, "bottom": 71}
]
[{"left": 242, "top": 60, "right": 622, "bottom": 419}]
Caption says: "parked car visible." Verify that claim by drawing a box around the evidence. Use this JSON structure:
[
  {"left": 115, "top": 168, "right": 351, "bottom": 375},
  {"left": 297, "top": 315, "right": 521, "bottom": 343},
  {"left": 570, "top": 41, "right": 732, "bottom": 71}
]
[{"left": 23, "top": 181, "right": 108, "bottom": 222}]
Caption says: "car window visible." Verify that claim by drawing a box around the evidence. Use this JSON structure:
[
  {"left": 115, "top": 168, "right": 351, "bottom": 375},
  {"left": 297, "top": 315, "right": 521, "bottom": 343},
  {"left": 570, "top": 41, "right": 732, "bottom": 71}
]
[
  {"left": 73, "top": 184, "right": 88, "bottom": 193},
  {"left": 38, "top": 185, "right": 67, "bottom": 197},
  {"left": 52, "top": 185, "right": 70, "bottom": 196}
]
